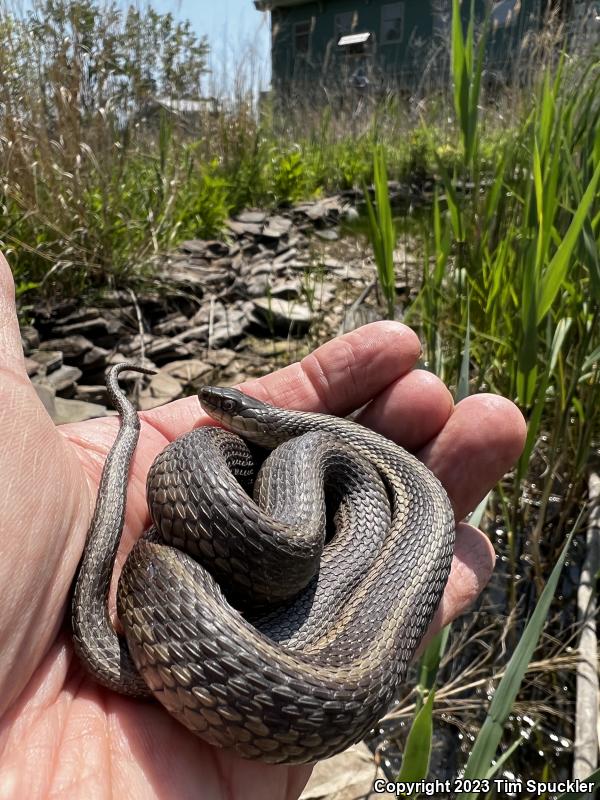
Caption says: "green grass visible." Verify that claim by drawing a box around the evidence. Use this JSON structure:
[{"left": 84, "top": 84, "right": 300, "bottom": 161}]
[
  {"left": 0, "top": 1, "right": 489, "bottom": 301},
  {"left": 363, "top": 145, "right": 397, "bottom": 320},
  {"left": 389, "top": 4, "right": 599, "bottom": 792}
]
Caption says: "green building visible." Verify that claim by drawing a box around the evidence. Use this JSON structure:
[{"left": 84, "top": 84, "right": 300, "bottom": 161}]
[{"left": 254, "top": 1, "right": 577, "bottom": 97}]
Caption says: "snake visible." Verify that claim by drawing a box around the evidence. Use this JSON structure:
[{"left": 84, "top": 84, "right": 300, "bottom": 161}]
[{"left": 71, "top": 362, "right": 455, "bottom": 764}]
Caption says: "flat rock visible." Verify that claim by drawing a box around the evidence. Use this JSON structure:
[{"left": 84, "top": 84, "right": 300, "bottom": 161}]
[
  {"left": 138, "top": 372, "right": 184, "bottom": 410},
  {"left": 144, "top": 337, "right": 192, "bottom": 365},
  {"left": 75, "top": 384, "right": 109, "bottom": 405},
  {"left": 120, "top": 333, "right": 154, "bottom": 356},
  {"left": 178, "top": 239, "right": 232, "bottom": 259},
  {"left": 163, "top": 260, "right": 234, "bottom": 293},
  {"left": 237, "top": 274, "right": 269, "bottom": 298},
  {"left": 336, "top": 266, "right": 368, "bottom": 281},
  {"left": 322, "top": 258, "right": 346, "bottom": 270},
  {"left": 53, "top": 397, "right": 109, "bottom": 425},
  {"left": 189, "top": 302, "right": 219, "bottom": 327},
  {"left": 106, "top": 351, "right": 130, "bottom": 366},
  {"left": 160, "top": 267, "right": 205, "bottom": 292},
  {"left": 208, "top": 317, "right": 247, "bottom": 348},
  {"left": 236, "top": 210, "right": 267, "bottom": 224},
  {"left": 314, "top": 228, "right": 340, "bottom": 241},
  {"left": 261, "top": 215, "right": 292, "bottom": 240},
  {"left": 204, "top": 348, "right": 237, "bottom": 368},
  {"left": 269, "top": 280, "right": 303, "bottom": 299},
  {"left": 39, "top": 334, "right": 93, "bottom": 360},
  {"left": 99, "top": 290, "right": 132, "bottom": 307},
  {"left": 272, "top": 246, "right": 299, "bottom": 265},
  {"left": 53, "top": 316, "right": 123, "bottom": 339},
  {"left": 179, "top": 239, "right": 209, "bottom": 255},
  {"left": 248, "top": 261, "right": 274, "bottom": 277},
  {"left": 171, "top": 252, "right": 210, "bottom": 267},
  {"left": 299, "top": 743, "right": 395, "bottom": 800},
  {"left": 204, "top": 240, "right": 231, "bottom": 258},
  {"left": 219, "top": 370, "right": 246, "bottom": 386},
  {"left": 246, "top": 337, "right": 291, "bottom": 357},
  {"left": 54, "top": 307, "right": 103, "bottom": 325},
  {"left": 81, "top": 345, "right": 110, "bottom": 370},
  {"left": 226, "top": 219, "right": 263, "bottom": 237},
  {"left": 342, "top": 205, "right": 359, "bottom": 221},
  {"left": 305, "top": 281, "right": 336, "bottom": 307},
  {"left": 160, "top": 359, "right": 213, "bottom": 386},
  {"left": 210, "top": 256, "right": 234, "bottom": 270},
  {"left": 153, "top": 314, "right": 190, "bottom": 336},
  {"left": 296, "top": 196, "right": 346, "bottom": 224},
  {"left": 24, "top": 356, "right": 41, "bottom": 377},
  {"left": 177, "top": 310, "right": 247, "bottom": 349},
  {"left": 240, "top": 240, "right": 261, "bottom": 258},
  {"left": 252, "top": 297, "right": 313, "bottom": 333},
  {"left": 20, "top": 325, "right": 40, "bottom": 354},
  {"left": 283, "top": 260, "right": 312, "bottom": 272},
  {"left": 29, "top": 349, "right": 63, "bottom": 373},
  {"left": 120, "top": 334, "right": 192, "bottom": 365},
  {"left": 182, "top": 303, "right": 249, "bottom": 348},
  {"left": 42, "top": 364, "right": 83, "bottom": 395}
]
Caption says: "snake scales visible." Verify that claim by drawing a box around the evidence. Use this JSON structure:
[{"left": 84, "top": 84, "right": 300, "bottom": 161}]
[{"left": 72, "top": 363, "right": 455, "bottom": 764}]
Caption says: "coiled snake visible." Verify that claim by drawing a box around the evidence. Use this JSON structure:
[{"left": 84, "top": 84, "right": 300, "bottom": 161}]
[{"left": 72, "top": 363, "right": 455, "bottom": 764}]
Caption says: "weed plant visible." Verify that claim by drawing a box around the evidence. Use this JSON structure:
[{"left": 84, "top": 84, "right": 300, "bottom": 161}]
[
  {"left": 385, "top": 3, "right": 600, "bottom": 793},
  {"left": 1, "top": 0, "right": 483, "bottom": 300}
]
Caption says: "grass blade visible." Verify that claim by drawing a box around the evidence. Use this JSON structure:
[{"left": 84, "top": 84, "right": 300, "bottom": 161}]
[
  {"left": 484, "top": 734, "right": 526, "bottom": 781},
  {"left": 537, "top": 159, "right": 600, "bottom": 322},
  {"left": 417, "top": 627, "right": 451, "bottom": 705},
  {"left": 396, "top": 689, "right": 436, "bottom": 789},
  {"left": 363, "top": 147, "right": 397, "bottom": 319},
  {"left": 461, "top": 514, "right": 581, "bottom": 793},
  {"left": 457, "top": 294, "right": 471, "bottom": 402}
]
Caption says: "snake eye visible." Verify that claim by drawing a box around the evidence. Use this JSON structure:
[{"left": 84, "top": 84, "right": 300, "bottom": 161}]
[{"left": 222, "top": 398, "right": 237, "bottom": 413}]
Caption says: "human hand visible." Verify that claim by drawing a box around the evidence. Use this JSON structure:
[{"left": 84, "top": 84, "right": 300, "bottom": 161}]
[{"left": 0, "top": 251, "right": 525, "bottom": 799}]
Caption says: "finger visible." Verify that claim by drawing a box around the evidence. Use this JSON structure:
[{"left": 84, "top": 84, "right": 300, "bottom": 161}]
[
  {"left": 142, "top": 321, "right": 422, "bottom": 441},
  {"left": 416, "top": 521, "right": 496, "bottom": 656},
  {"left": 0, "top": 252, "right": 28, "bottom": 378},
  {"left": 242, "top": 320, "right": 422, "bottom": 413},
  {"left": 418, "top": 394, "right": 526, "bottom": 521},
  {"left": 355, "top": 368, "right": 454, "bottom": 453}
]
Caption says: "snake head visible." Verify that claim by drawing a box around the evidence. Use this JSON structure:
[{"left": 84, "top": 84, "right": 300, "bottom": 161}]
[{"left": 199, "top": 387, "right": 281, "bottom": 446}]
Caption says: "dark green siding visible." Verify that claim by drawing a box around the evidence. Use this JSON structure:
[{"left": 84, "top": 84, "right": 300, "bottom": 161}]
[{"left": 268, "top": 0, "right": 546, "bottom": 93}]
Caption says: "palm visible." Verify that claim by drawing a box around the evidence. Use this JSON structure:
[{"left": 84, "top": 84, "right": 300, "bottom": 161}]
[
  {"left": 0, "top": 253, "right": 525, "bottom": 798},
  {"left": 0, "top": 404, "right": 312, "bottom": 799}
]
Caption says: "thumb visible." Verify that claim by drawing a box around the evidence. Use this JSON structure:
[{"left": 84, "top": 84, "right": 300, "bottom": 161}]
[
  {"left": 0, "top": 252, "right": 87, "bottom": 716},
  {"left": 0, "top": 252, "right": 29, "bottom": 378}
]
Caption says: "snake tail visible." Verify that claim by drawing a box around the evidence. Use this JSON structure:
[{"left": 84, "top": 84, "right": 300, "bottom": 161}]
[{"left": 71, "top": 363, "right": 155, "bottom": 696}]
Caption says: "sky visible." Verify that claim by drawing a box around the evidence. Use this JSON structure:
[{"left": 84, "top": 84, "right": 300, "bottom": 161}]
[
  {"left": 149, "top": 0, "right": 271, "bottom": 91},
  {"left": 16, "top": 0, "right": 272, "bottom": 91}
]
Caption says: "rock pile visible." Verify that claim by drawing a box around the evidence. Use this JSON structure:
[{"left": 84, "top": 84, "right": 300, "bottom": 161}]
[{"left": 22, "top": 195, "right": 389, "bottom": 423}]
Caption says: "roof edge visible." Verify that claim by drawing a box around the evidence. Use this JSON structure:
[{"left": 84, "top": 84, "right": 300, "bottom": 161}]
[{"left": 254, "top": 0, "right": 311, "bottom": 10}]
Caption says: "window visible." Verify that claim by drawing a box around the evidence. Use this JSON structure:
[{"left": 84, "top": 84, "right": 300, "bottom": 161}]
[
  {"left": 381, "top": 2, "right": 404, "bottom": 43},
  {"left": 294, "top": 20, "right": 311, "bottom": 55},
  {"left": 335, "top": 12, "right": 355, "bottom": 37}
]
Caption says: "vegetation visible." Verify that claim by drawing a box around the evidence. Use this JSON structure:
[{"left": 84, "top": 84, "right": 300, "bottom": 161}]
[
  {"left": 1, "top": 0, "right": 469, "bottom": 298},
  {"left": 377, "top": 3, "right": 600, "bottom": 795},
  {"left": 2, "top": 0, "right": 600, "bottom": 795}
]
